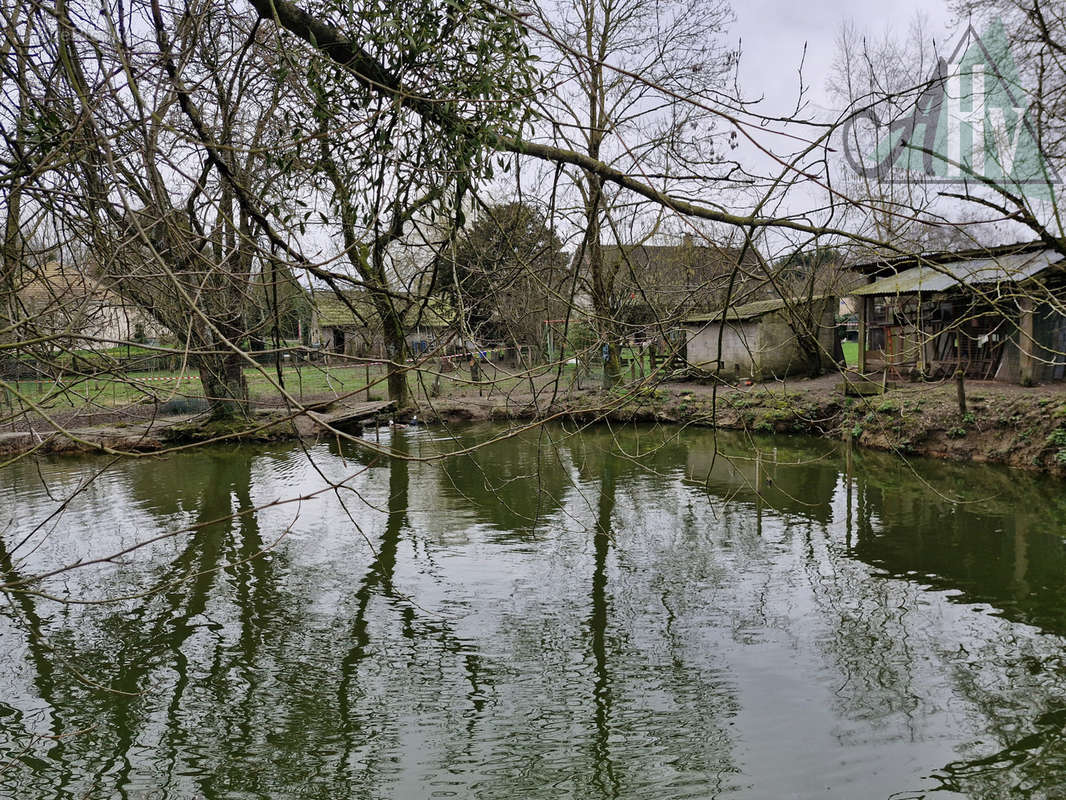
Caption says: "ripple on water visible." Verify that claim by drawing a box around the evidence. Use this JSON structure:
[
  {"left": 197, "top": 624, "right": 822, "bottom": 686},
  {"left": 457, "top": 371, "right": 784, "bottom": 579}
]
[{"left": 5, "top": 429, "right": 1066, "bottom": 799}]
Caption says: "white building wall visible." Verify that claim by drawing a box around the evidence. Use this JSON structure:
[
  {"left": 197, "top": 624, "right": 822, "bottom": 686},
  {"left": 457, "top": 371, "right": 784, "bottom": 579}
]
[{"left": 684, "top": 320, "right": 761, "bottom": 376}]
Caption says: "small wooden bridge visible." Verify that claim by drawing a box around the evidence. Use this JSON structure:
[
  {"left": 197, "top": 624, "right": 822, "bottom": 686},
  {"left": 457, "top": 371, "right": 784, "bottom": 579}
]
[{"left": 305, "top": 400, "right": 396, "bottom": 433}]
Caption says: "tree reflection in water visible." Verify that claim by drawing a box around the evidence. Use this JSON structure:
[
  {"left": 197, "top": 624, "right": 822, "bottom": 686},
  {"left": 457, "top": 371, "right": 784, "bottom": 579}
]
[{"left": 2, "top": 426, "right": 1066, "bottom": 798}]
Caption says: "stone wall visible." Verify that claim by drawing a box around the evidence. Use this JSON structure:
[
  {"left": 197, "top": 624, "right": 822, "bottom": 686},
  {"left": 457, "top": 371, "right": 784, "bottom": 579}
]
[{"left": 685, "top": 319, "right": 761, "bottom": 377}]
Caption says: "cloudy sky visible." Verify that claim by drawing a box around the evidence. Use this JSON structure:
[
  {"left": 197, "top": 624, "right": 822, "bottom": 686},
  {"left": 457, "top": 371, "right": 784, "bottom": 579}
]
[
  {"left": 508, "top": 0, "right": 1030, "bottom": 251},
  {"left": 733, "top": 0, "right": 955, "bottom": 121},
  {"left": 714, "top": 0, "right": 1014, "bottom": 249}
]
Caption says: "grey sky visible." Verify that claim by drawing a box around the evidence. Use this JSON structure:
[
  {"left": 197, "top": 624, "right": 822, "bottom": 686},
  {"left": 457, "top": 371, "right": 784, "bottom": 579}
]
[
  {"left": 724, "top": 0, "right": 967, "bottom": 246},
  {"left": 733, "top": 0, "right": 954, "bottom": 119}
]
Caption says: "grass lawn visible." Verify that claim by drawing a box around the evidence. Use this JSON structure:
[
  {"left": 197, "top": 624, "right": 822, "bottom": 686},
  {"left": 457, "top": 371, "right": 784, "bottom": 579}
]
[
  {"left": 841, "top": 341, "right": 858, "bottom": 366},
  {"left": 4, "top": 362, "right": 396, "bottom": 411},
  {"left": 1, "top": 357, "right": 584, "bottom": 413}
]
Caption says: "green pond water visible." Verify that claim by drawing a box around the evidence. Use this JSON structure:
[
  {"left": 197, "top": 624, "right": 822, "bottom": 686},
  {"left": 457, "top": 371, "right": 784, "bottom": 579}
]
[{"left": 2, "top": 423, "right": 1066, "bottom": 799}]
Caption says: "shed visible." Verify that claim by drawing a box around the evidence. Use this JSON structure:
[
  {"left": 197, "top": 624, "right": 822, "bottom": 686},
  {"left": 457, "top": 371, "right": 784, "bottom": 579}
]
[
  {"left": 16, "top": 262, "right": 168, "bottom": 347},
  {"left": 848, "top": 244, "right": 1066, "bottom": 383},
  {"left": 681, "top": 295, "right": 839, "bottom": 380},
  {"left": 310, "top": 291, "right": 455, "bottom": 357}
]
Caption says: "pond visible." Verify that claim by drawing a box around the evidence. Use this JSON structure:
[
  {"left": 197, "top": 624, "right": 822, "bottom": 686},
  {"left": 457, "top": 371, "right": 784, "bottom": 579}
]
[{"left": 2, "top": 423, "right": 1066, "bottom": 799}]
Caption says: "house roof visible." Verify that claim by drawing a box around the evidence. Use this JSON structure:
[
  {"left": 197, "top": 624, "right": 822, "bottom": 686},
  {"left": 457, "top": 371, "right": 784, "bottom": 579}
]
[
  {"left": 850, "top": 248, "right": 1065, "bottom": 297},
  {"left": 683, "top": 296, "right": 829, "bottom": 324},
  {"left": 17, "top": 262, "right": 115, "bottom": 309},
  {"left": 312, "top": 290, "right": 454, "bottom": 329},
  {"left": 313, "top": 291, "right": 376, "bottom": 327},
  {"left": 598, "top": 241, "right": 759, "bottom": 276}
]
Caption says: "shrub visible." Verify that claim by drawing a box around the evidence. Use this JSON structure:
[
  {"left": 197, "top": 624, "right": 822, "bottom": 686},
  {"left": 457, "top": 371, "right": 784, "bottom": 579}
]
[{"left": 1047, "top": 428, "right": 1066, "bottom": 447}]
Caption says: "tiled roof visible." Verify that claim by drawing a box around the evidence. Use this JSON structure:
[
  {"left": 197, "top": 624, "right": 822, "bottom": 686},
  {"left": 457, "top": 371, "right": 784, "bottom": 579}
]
[{"left": 684, "top": 295, "right": 830, "bottom": 323}]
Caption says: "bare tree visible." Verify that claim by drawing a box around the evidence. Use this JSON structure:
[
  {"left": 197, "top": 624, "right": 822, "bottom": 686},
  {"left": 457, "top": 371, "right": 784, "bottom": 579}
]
[
  {"left": 35, "top": 0, "right": 308, "bottom": 420},
  {"left": 529, "top": 0, "right": 739, "bottom": 385}
]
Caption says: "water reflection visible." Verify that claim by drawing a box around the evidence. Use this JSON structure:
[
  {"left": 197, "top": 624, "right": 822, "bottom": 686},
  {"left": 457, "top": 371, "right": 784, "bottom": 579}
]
[
  {"left": 435, "top": 425, "right": 571, "bottom": 537},
  {"left": 1, "top": 426, "right": 1066, "bottom": 798},
  {"left": 590, "top": 455, "right": 618, "bottom": 799},
  {"left": 852, "top": 454, "right": 1066, "bottom": 634}
]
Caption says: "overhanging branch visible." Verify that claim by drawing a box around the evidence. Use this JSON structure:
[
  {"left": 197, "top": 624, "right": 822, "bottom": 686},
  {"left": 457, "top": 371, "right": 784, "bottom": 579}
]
[{"left": 247, "top": 0, "right": 893, "bottom": 248}]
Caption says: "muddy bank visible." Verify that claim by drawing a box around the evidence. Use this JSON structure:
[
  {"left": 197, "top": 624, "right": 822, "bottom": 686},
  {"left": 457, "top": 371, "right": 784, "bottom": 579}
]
[
  {"left": 0, "top": 399, "right": 394, "bottom": 459},
  {"left": 0, "top": 410, "right": 297, "bottom": 458},
  {"left": 421, "top": 374, "right": 1066, "bottom": 478},
  {"left": 6, "top": 375, "right": 1066, "bottom": 478}
]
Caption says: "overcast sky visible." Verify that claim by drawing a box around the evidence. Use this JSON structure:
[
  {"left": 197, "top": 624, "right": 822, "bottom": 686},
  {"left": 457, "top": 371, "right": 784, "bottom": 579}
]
[
  {"left": 718, "top": 0, "right": 975, "bottom": 249},
  {"left": 733, "top": 0, "right": 954, "bottom": 121},
  {"left": 507, "top": 0, "right": 1021, "bottom": 252}
]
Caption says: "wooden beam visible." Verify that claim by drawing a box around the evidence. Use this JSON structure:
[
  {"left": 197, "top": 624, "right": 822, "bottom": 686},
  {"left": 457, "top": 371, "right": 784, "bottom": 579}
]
[
  {"left": 1019, "top": 296, "right": 1036, "bottom": 385},
  {"left": 857, "top": 296, "right": 868, "bottom": 374}
]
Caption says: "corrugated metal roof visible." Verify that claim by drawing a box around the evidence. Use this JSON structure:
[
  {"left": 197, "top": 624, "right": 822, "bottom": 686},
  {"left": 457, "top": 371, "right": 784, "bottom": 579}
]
[
  {"left": 846, "top": 240, "right": 1048, "bottom": 275},
  {"left": 684, "top": 295, "right": 828, "bottom": 324},
  {"left": 851, "top": 248, "right": 1064, "bottom": 296}
]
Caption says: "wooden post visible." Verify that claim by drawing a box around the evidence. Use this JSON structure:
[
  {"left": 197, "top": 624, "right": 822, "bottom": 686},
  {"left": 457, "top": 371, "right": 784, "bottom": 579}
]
[
  {"left": 857, "top": 295, "right": 868, "bottom": 373},
  {"left": 955, "top": 332, "right": 967, "bottom": 415},
  {"left": 1019, "top": 296, "right": 1036, "bottom": 385},
  {"left": 365, "top": 363, "right": 371, "bottom": 401},
  {"left": 470, "top": 356, "right": 482, "bottom": 397}
]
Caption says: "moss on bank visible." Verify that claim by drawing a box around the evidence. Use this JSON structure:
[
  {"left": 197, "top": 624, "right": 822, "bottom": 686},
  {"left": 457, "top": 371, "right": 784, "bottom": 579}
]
[
  {"left": 160, "top": 413, "right": 296, "bottom": 445},
  {"left": 7, "top": 374, "right": 1066, "bottom": 479},
  {"left": 466, "top": 378, "right": 1066, "bottom": 479}
]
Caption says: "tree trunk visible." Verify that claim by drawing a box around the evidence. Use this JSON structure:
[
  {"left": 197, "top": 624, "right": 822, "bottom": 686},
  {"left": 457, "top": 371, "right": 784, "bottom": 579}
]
[
  {"left": 378, "top": 300, "right": 410, "bottom": 408},
  {"left": 603, "top": 340, "right": 622, "bottom": 388},
  {"left": 797, "top": 331, "right": 824, "bottom": 377},
  {"left": 198, "top": 350, "right": 249, "bottom": 420},
  {"left": 1, "top": 189, "right": 19, "bottom": 342},
  {"left": 584, "top": 174, "right": 623, "bottom": 390}
]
